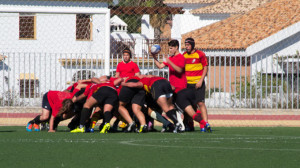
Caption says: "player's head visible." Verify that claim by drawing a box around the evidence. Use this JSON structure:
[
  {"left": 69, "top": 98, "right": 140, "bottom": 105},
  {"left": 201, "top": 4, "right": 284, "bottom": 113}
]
[
  {"left": 185, "top": 38, "right": 195, "bottom": 54},
  {"left": 57, "top": 99, "right": 75, "bottom": 116},
  {"left": 123, "top": 48, "right": 132, "bottom": 63},
  {"left": 99, "top": 75, "right": 109, "bottom": 82},
  {"left": 168, "top": 40, "right": 179, "bottom": 56}
]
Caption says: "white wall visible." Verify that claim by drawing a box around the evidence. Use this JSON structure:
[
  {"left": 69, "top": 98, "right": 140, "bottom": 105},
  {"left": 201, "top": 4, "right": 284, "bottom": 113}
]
[
  {"left": 0, "top": 13, "right": 106, "bottom": 54},
  {"left": 171, "top": 13, "right": 229, "bottom": 39}
]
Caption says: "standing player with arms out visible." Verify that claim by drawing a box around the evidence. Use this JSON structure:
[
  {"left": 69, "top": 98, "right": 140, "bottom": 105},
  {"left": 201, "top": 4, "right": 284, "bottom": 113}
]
[
  {"left": 152, "top": 39, "right": 186, "bottom": 131},
  {"left": 184, "top": 38, "right": 211, "bottom": 132}
]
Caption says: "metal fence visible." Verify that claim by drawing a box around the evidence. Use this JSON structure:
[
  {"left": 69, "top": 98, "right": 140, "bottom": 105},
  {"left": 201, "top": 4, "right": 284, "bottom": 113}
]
[
  {"left": 0, "top": 52, "right": 299, "bottom": 109},
  {"left": 0, "top": 0, "right": 299, "bottom": 110}
]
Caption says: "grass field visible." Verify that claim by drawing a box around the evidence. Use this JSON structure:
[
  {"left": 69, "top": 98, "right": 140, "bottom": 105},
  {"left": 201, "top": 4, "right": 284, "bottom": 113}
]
[{"left": 0, "top": 126, "right": 300, "bottom": 168}]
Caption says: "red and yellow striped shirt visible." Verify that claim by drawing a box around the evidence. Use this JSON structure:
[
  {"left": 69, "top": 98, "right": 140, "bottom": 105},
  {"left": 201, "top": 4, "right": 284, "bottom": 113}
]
[{"left": 183, "top": 50, "right": 208, "bottom": 84}]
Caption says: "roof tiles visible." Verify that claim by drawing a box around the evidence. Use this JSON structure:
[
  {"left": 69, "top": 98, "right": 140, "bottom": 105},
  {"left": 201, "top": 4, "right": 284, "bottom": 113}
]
[
  {"left": 191, "top": 0, "right": 271, "bottom": 14},
  {"left": 182, "top": 0, "right": 300, "bottom": 50},
  {"left": 164, "top": 0, "right": 220, "bottom": 4}
]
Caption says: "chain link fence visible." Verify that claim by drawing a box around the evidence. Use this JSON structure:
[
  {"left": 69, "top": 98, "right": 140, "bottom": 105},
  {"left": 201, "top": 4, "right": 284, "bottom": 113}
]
[{"left": 0, "top": 0, "right": 299, "bottom": 112}]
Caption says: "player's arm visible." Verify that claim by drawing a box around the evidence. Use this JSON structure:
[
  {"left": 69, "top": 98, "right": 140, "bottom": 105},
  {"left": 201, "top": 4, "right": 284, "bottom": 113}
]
[
  {"left": 115, "top": 72, "right": 120, "bottom": 78},
  {"left": 91, "top": 77, "right": 102, "bottom": 84},
  {"left": 113, "top": 77, "right": 124, "bottom": 86},
  {"left": 48, "top": 115, "right": 56, "bottom": 132},
  {"left": 122, "top": 81, "right": 143, "bottom": 89},
  {"left": 77, "top": 79, "right": 91, "bottom": 83},
  {"left": 165, "top": 58, "right": 184, "bottom": 73},
  {"left": 152, "top": 54, "right": 166, "bottom": 69},
  {"left": 135, "top": 72, "right": 141, "bottom": 76},
  {"left": 73, "top": 93, "right": 87, "bottom": 103},
  {"left": 196, "top": 66, "right": 208, "bottom": 89}
]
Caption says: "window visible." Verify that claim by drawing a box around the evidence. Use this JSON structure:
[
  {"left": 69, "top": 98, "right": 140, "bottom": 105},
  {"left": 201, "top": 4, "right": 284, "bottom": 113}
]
[
  {"left": 19, "top": 73, "right": 39, "bottom": 98},
  {"left": 19, "top": 13, "right": 36, "bottom": 39},
  {"left": 76, "top": 14, "right": 92, "bottom": 40}
]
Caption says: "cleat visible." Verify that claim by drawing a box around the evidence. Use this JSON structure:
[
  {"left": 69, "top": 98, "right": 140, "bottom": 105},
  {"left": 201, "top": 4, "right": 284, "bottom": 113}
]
[
  {"left": 40, "top": 122, "right": 49, "bottom": 131},
  {"left": 173, "top": 123, "right": 183, "bottom": 133},
  {"left": 205, "top": 123, "right": 212, "bottom": 133},
  {"left": 119, "top": 121, "right": 127, "bottom": 129},
  {"left": 70, "top": 127, "right": 85, "bottom": 133},
  {"left": 33, "top": 123, "right": 40, "bottom": 131},
  {"left": 200, "top": 128, "right": 206, "bottom": 132},
  {"left": 138, "top": 125, "right": 148, "bottom": 133},
  {"left": 26, "top": 123, "right": 33, "bottom": 132},
  {"left": 89, "top": 128, "right": 94, "bottom": 133},
  {"left": 161, "top": 123, "right": 175, "bottom": 133},
  {"left": 125, "top": 122, "right": 136, "bottom": 133},
  {"left": 100, "top": 123, "right": 110, "bottom": 133}
]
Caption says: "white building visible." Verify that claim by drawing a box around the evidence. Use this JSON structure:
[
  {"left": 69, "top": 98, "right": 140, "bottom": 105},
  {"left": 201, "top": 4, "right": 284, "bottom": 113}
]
[{"left": 0, "top": 0, "right": 111, "bottom": 105}]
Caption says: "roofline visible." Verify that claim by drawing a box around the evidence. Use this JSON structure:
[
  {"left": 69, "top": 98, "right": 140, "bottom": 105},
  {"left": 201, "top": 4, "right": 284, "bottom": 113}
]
[
  {"left": 201, "top": 50, "right": 247, "bottom": 57},
  {"left": 246, "top": 21, "right": 300, "bottom": 56}
]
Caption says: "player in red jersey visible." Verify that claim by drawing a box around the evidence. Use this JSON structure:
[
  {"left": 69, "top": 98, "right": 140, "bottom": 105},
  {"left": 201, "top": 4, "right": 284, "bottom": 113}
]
[
  {"left": 114, "top": 48, "right": 141, "bottom": 129},
  {"left": 152, "top": 39, "right": 186, "bottom": 131},
  {"left": 71, "top": 76, "right": 123, "bottom": 133},
  {"left": 26, "top": 83, "right": 87, "bottom": 132},
  {"left": 184, "top": 38, "right": 211, "bottom": 132},
  {"left": 122, "top": 75, "right": 183, "bottom": 133},
  {"left": 115, "top": 48, "right": 140, "bottom": 78}
]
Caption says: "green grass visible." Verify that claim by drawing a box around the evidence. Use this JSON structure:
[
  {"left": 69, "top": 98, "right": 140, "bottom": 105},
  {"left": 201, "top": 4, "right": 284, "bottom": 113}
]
[{"left": 0, "top": 127, "right": 300, "bottom": 168}]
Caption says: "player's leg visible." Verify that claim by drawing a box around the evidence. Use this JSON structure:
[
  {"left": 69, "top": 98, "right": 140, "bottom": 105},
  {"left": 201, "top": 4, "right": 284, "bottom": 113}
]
[
  {"left": 100, "top": 104, "right": 114, "bottom": 133},
  {"left": 90, "top": 107, "right": 102, "bottom": 132},
  {"left": 132, "top": 103, "right": 147, "bottom": 133},
  {"left": 196, "top": 82, "right": 211, "bottom": 132},
  {"left": 71, "top": 97, "right": 97, "bottom": 133}
]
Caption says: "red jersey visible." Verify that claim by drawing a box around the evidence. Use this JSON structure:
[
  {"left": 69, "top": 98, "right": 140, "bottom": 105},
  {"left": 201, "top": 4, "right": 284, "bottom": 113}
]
[
  {"left": 86, "top": 77, "right": 118, "bottom": 99},
  {"left": 66, "top": 81, "right": 92, "bottom": 92},
  {"left": 183, "top": 50, "right": 208, "bottom": 84},
  {"left": 47, "top": 88, "right": 79, "bottom": 117},
  {"left": 116, "top": 61, "right": 140, "bottom": 77},
  {"left": 163, "top": 53, "right": 187, "bottom": 93},
  {"left": 140, "top": 77, "right": 166, "bottom": 93}
]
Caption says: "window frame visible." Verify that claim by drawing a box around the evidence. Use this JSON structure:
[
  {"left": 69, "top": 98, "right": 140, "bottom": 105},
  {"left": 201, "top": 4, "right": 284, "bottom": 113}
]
[
  {"left": 76, "top": 14, "right": 93, "bottom": 41},
  {"left": 19, "top": 13, "right": 37, "bottom": 40}
]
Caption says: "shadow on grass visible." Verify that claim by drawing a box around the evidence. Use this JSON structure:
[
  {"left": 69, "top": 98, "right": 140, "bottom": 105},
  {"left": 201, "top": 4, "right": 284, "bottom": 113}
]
[{"left": 0, "top": 130, "right": 16, "bottom": 132}]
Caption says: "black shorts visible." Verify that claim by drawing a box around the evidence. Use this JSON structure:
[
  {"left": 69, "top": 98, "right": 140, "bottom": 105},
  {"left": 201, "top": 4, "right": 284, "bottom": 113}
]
[
  {"left": 187, "top": 82, "right": 206, "bottom": 103},
  {"left": 119, "top": 79, "right": 145, "bottom": 106},
  {"left": 150, "top": 79, "right": 173, "bottom": 100},
  {"left": 175, "top": 88, "right": 197, "bottom": 112},
  {"left": 145, "top": 94, "right": 161, "bottom": 112},
  {"left": 42, "top": 92, "right": 51, "bottom": 111},
  {"left": 92, "top": 86, "right": 118, "bottom": 108}
]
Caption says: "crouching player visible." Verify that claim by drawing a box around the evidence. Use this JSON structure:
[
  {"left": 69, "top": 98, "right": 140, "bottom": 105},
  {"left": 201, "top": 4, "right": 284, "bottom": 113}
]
[
  {"left": 118, "top": 76, "right": 148, "bottom": 133},
  {"left": 122, "top": 75, "right": 183, "bottom": 133},
  {"left": 71, "top": 76, "right": 123, "bottom": 133},
  {"left": 26, "top": 83, "right": 87, "bottom": 132},
  {"left": 175, "top": 88, "right": 212, "bottom": 132}
]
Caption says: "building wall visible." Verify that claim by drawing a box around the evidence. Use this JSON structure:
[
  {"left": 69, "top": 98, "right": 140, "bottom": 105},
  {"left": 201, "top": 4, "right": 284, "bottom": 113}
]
[{"left": 0, "top": 13, "right": 106, "bottom": 54}]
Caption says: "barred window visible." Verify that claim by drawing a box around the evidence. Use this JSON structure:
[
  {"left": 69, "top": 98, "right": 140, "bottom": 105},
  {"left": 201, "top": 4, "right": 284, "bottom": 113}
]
[
  {"left": 19, "top": 13, "right": 36, "bottom": 39},
  {"left": 19, "top": 80, "right": 39, "bottom": 98},
  {"left": 76, "top": 14, "right": 92, "bottom": 40}
]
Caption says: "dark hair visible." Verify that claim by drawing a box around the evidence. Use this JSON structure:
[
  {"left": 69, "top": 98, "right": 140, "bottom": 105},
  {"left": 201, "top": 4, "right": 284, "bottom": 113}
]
[
  {"left": 57, "top": 99, "right": 74, "bottom": 117},
  {"left": 123, "top": 47, "right": 132, "bottom": 58},
  {"left": 185, "top": 37, "right": 195, "bottom": 49},
  {"left": 168, "top": 40, "right": 179, "bottom": 47},
  {"left": 106, "top": 75, "right": 111, "bottom": 80}
]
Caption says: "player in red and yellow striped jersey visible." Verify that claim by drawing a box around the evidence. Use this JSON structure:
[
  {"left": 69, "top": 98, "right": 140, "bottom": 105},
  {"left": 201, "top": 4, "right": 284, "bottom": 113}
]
[{"left": 183, "top": 38, "right": 211, "bottom": 132}]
